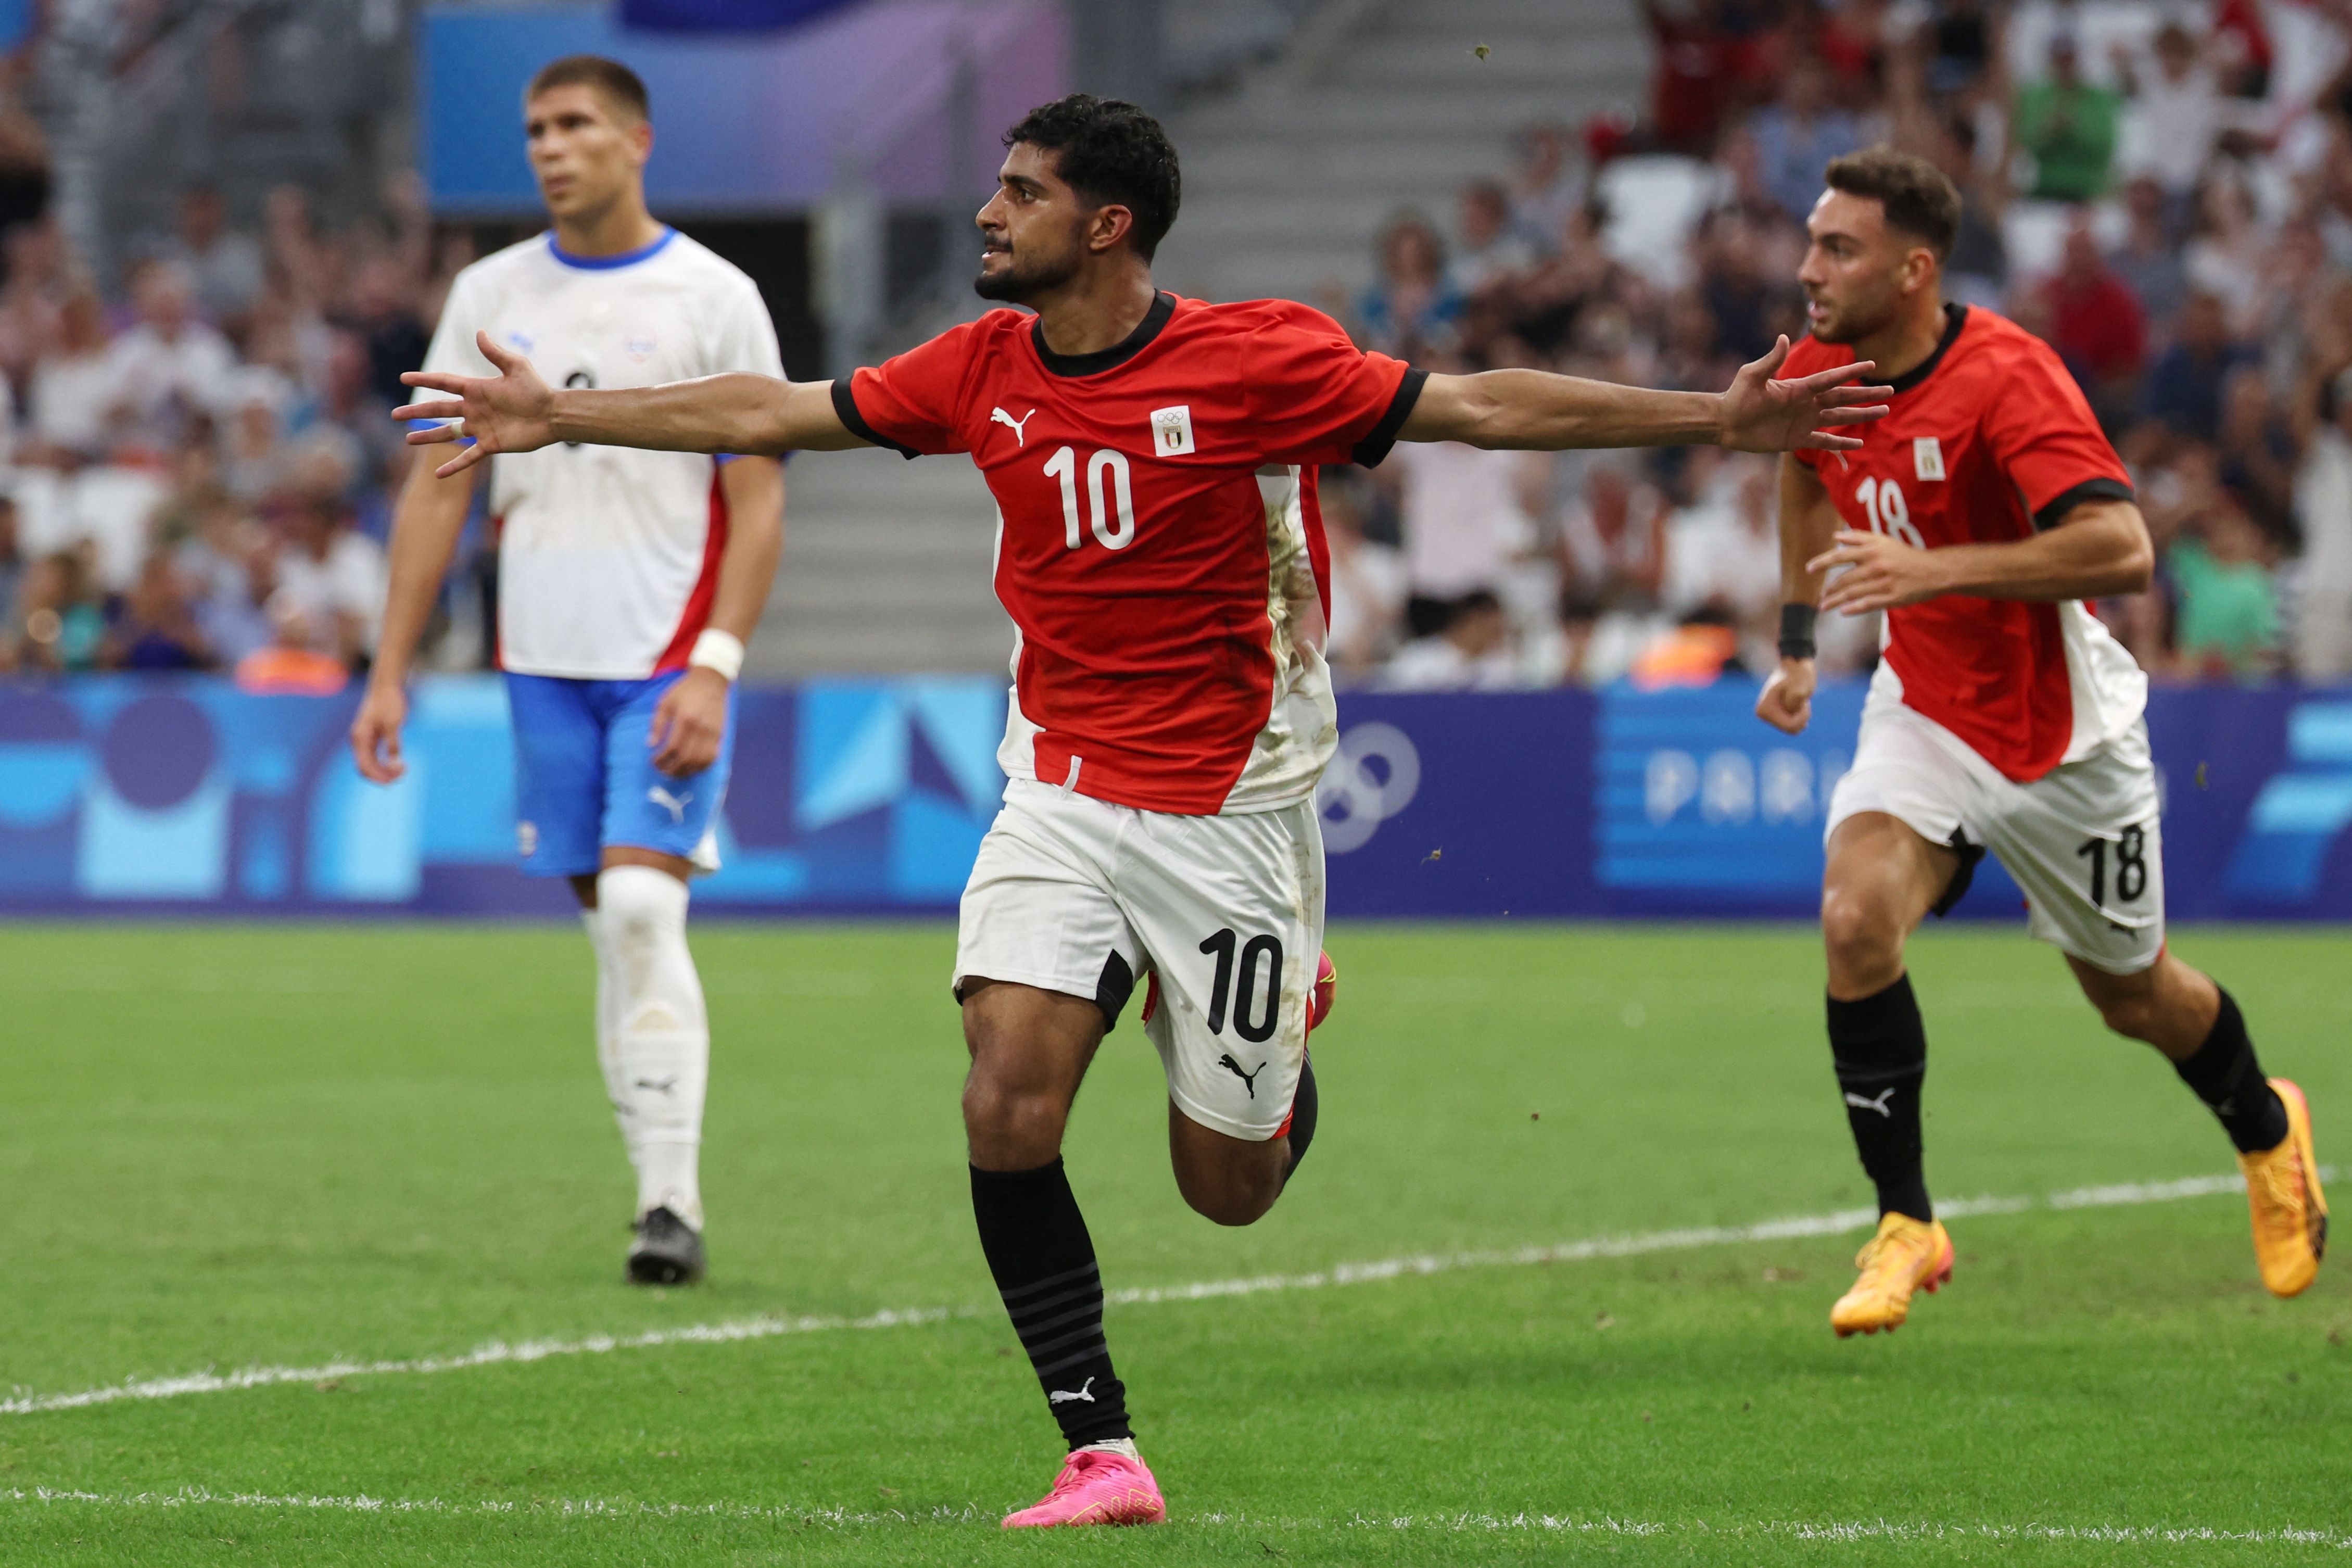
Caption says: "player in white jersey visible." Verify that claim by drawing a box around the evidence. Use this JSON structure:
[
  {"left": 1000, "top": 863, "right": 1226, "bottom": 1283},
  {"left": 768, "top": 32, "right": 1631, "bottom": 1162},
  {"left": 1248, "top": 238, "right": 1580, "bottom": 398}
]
[{"left": 350, "top": 56, "right": 787, "bottom": 1285}]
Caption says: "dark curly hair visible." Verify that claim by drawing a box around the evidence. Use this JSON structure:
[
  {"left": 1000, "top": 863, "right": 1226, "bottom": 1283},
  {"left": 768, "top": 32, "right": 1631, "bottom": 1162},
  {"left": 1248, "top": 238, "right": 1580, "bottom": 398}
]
[
  {"left": 1824, "top": 148, "right": 1960, "bottom": 260},
  {"left": 1003, "top": 94, "right": 1182, "bottom": 261}
]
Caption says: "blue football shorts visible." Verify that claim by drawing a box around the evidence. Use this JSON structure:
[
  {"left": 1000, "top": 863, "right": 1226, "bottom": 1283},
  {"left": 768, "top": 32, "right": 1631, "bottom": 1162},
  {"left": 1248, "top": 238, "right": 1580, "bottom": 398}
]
[{"left": 504, "top": 670, "right": 737, "bottom": 878}]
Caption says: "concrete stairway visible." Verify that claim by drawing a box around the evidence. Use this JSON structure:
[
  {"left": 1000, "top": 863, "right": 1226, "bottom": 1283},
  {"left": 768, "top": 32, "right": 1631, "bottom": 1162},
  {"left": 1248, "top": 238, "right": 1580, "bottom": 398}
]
[
  {"left": 750, "top": 445, "right": 1012, "bottom": 678},
  {"left": 1156, "top": 0, "right": 1647, "bottom": 307}
]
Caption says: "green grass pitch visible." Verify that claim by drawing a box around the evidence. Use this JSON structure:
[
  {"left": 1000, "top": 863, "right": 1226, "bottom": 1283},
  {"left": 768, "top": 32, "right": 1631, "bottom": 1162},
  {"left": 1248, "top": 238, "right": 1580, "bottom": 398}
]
[{"left": 0, "top": 920, "right": 2345, "bottom": 1565}]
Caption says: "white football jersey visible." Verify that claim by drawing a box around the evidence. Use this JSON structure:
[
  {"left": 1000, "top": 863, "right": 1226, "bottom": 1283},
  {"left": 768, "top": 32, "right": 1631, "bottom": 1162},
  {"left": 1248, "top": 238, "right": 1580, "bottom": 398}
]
[{"left": 419, "top": 228, "right": 785, "bottom": 680}]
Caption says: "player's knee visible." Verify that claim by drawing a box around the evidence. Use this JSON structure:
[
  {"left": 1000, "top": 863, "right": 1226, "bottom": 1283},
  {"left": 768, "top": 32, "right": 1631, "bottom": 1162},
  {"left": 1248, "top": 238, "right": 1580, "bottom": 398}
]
[
  {"left": 1820, "top": 886, "right": 1904, "bottom": 988},
  {"left": 961, "top": 1071, "right": 1067, "bottom": 1165},
  {"left": 598, "top": 864, "right": 688, "bottom": 953}
]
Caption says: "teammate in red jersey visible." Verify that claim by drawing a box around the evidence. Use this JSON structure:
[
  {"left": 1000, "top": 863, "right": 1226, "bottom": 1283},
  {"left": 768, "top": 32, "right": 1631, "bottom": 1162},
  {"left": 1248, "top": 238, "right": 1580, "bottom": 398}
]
[
  {"left": 396, "top": 94, "right": 1888, "bottom": 1526},
  {"left": 1759, "top": 150, "right": 2326, "bottom": 1338}
]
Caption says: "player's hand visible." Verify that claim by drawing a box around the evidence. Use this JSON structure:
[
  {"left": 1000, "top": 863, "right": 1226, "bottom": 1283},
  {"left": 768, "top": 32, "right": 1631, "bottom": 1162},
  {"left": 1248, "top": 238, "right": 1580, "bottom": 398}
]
[
  {"left": 1756, "top": 657, "right": 1817, "bottom": 735},
  {"left": 393, "top": 332, "right": 558, "bottom": 478},
  {"left": 649, "top": 667, "right": 729, "bottom": 777},
  {"left": 350, "top": 679, "right": 409, "bottom": 783},
  {"left": 1812, "top": 528, "right": 1950, "bottom": 614},
  {"left": 1716, "top": 337, "right": 1892, "bottom": 453}
]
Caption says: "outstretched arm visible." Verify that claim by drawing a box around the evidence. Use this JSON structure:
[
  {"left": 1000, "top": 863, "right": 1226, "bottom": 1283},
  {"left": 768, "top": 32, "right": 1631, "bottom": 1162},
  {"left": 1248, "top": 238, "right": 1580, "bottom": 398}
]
[
  {"left": 394, "top": 331, "right": 867, "bottom": 478},
  {"left": 1815, "top": 497, "right": 2155, "bottom": 615},
  {"left": 1399, "top": 336, "right": 1892, "bottom": 453}
]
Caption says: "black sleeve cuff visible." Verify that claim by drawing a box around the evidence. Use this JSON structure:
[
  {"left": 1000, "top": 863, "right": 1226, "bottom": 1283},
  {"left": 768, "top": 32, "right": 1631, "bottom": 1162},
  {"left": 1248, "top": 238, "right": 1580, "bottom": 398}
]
[
  {"left": 1350, "top": 366, "right": 1428, "bottom": 468},
  {"left": 830, "top": 377, "right": 920, "bottom": 460},
  {"left": 2033, "top": 477, "right": 2133, "bottom": 531}
]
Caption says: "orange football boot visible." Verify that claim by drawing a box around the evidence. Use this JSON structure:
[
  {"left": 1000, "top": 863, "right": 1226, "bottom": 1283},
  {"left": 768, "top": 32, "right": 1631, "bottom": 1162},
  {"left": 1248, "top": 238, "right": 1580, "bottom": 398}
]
[
  {"left": 2241, "top": 1078, "right": 2328, "bottom": 1298},
  {"left": 1830, "top": 1212, "right": 1953, "bottom": 1337}
]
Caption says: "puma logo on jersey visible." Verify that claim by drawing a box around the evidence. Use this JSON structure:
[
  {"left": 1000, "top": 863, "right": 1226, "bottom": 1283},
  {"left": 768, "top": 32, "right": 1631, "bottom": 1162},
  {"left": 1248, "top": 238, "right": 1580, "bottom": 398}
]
[
  {"left": 1048, "top": 1376, "right": 1097, "bottom": 1405},
  {"left": 648, "top": 786, "right": 693, "bottom": 824},
  {"left": 991, "top": 407, "right": 1036, "bottom": 446},
  {"left": 635, "top": 1075, "right": 678, "bottom": 1096},
  {"left": 1217, "top": 1054, "right": 1267, "bottom": 1098},
  {"left": 1844, "top": 1088, "right": 1898, "bottom": 1118}
]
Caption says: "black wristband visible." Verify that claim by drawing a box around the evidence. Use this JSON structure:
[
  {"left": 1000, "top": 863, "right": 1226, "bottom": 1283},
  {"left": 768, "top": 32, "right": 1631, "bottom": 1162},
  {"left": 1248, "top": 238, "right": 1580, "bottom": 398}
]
[{"left": 1777, "top": 603, "right": 1818, "bottom": 660}]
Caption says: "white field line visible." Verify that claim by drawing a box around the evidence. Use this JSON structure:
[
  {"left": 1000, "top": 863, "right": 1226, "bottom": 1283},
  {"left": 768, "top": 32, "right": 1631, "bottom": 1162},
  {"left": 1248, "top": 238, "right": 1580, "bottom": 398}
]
[
  {"left": 2, "top": 1487, "right": 2346, "bottom": 1549},
  {"left": 0, "top": 1167, "right": 2325, "bottom": 1421}
]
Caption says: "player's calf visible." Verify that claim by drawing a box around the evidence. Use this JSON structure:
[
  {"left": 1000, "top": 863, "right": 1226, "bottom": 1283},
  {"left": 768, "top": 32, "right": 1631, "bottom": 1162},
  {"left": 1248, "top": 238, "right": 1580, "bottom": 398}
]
[
  {"left": 2070, "top": 955, "right": 2323, "bottom": 1295},
  {"left": 1168, "top": 1106, "right": 1287, "bottom": 1225},
  {"left": 2069, "top": 956, "right": 2290, "bottom": 1151}
]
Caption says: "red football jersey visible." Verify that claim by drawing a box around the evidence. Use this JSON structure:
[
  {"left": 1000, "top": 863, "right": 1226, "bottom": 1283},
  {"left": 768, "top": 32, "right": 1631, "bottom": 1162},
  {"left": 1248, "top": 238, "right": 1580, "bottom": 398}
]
[
  {"left": 1789, "top": 305, "right": 2147, "bottom": 781},
  {"left": 836, "top": 293, "right": 1421, "bottom": 815}
]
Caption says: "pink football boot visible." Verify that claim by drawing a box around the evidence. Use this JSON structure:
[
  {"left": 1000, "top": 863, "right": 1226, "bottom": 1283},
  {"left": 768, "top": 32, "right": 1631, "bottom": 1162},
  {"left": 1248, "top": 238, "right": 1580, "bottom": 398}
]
[
  {"left": 1307, "top": 949, "right": 1338, "bottom": 1035},
  {"left": 1000, "top": 1448, "right": 1167, "bottom": 1528}
]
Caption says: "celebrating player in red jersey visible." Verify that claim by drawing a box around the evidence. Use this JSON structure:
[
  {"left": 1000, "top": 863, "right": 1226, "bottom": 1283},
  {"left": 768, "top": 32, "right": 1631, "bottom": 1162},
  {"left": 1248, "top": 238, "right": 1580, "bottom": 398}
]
[
  {"left": 397, "top": 94, "right": 1889, "bottom": 1526},
  {"left": 1759, "top": 150, "right": 2327, "bottom": 1338}
]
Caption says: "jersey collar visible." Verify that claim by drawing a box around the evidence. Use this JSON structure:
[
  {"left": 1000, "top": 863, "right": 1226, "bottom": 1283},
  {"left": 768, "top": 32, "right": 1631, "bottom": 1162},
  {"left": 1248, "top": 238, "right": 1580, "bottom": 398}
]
[
  {"left": 547, "top": 226, "right": 676, "bottom": 271},
  {"left": 1883, "top": 302, "right": 1969, "bottom": 395},
  {"left": 1030, "top": 291, "right": 1175, "bottom": 377}
]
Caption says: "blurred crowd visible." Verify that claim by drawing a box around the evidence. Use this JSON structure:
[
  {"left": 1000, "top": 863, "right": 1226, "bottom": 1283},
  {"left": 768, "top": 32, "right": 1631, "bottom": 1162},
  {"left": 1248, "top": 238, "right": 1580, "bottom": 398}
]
[
  {"left": 1327, "top": 0, "right": 2352, "bottom": 692},
  {"left": 0, "top": 154, "right": 477, "bottom": 688}
]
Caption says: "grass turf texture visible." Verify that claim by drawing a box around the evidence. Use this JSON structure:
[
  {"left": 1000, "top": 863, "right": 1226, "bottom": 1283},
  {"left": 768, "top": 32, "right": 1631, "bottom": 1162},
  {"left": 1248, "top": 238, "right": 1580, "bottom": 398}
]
[{"left": 0, "top": 922, "right": 2345, "bottom": 1566}]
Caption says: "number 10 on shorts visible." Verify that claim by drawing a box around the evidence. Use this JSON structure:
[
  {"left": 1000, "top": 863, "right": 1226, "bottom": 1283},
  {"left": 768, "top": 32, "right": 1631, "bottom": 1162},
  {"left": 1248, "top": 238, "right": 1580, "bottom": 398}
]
[{"left": 1199, "top": 929, "right": 1284, "bottom": 1043}]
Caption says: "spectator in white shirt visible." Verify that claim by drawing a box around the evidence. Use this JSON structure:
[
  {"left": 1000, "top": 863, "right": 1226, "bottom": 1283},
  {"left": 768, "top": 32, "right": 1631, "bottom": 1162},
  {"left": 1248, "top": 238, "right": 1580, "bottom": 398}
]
[
  {"left": 103, "top": 259, "right": 237, "bottom": 453},
  {"left": 1378, "top": 590, "right": 1520, "bottom": 691},
  {"left": 1386, "top": 419, "right": 1547, "bottom": 637},
  {"left": 2115, "top": 22, "right": 2222, "bottom": 201},
  {"left": 220, "top": 366, "right": 293, "bottom": 504},
  {"left": 28, "top": 286, "right": 117, "bottom": 460},
  {"left": 2293, "top": 365, "right": 2352, "bottom": 680},
  {"left": 1662, "top": 451, "right": 1780, "bottom": 622},
  {"left": 270, "top": 498, "right": 385, "bottom": 664},
  {"left": 1321, "top": 482, "right": 1409, "bottom": 684},
  {"left": 1558, "top": 459, "right": 1666, "bottom": 609}
]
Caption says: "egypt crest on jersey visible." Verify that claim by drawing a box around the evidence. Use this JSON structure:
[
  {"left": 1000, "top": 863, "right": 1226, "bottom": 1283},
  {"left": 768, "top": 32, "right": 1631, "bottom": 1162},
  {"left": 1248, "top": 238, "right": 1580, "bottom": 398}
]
[
  {"left": 838, "top": 293, "right": 1423, "bottom": 816},
  {"left": 1788, "top": 305, "right": 2146, "bottom": 782}
]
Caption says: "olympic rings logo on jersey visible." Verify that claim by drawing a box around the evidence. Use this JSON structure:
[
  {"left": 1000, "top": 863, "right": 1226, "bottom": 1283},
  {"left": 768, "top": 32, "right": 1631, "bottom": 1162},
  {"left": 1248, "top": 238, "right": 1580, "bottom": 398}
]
[{"left": 1316, "top": 722, "right": 1422, "bottom": 853}]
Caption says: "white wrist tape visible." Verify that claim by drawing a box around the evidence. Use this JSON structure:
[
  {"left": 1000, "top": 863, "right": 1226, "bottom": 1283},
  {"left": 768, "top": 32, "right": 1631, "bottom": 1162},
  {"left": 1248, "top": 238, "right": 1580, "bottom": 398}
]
[{"left": 688, "top": 628, "right": 745, "bottom": 682}]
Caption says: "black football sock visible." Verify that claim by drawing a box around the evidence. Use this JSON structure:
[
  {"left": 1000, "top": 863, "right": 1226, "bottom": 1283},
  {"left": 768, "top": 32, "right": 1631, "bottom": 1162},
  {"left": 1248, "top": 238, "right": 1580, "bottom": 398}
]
[
  {"left": 969, "top": 1159, "right": 1132, "bottom": 1449},
  {"left": 2172, "top": 987, "right": 2290, "bottom": 1155},
  {"left": 1827, "top": 975, "right": 1932, "bottom": 1223},
  {"left": 1280, "top": 1051, "right": 1319, "bottom": 1182}
]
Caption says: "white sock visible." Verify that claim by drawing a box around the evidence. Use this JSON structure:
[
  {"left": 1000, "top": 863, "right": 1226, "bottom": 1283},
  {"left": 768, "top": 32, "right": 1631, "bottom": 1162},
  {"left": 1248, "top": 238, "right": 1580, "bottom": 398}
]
[
  {"left": 581, "top": 909, "right": 640, "bottom": 1174},
  {"left": 1078, "top": 1438, "right": 1141, "bottom": 1461},
  {"left": 597, "top": 864, "right": 709, "bottom": 1230}
]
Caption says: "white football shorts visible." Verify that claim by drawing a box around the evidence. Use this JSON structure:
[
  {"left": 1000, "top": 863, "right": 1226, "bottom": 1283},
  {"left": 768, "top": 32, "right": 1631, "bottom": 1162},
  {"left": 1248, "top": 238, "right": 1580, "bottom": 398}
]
[
  {"left": 954, "top": 778, "right": 1325, "bottom": 1141},
  {"left": 1825, "top": 692, "right": 2164, "bottom": 975}
]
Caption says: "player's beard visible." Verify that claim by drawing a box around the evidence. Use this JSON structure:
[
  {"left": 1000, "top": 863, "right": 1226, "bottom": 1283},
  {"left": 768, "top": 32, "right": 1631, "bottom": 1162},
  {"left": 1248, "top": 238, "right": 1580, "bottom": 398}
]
[
  {"left": 974, "top": 239, "right": 1081, "bottom": 304},
  {"left": 1806, "top": 288, "right": 1895, "bottom": 346}
]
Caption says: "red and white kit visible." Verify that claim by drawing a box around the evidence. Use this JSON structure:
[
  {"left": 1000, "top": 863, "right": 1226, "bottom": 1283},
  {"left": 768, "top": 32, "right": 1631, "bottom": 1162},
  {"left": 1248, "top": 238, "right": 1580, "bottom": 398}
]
[
  {"left": 838, "top": 292, "right": 1421, "bottom": 1135},
  {"left": 1788, "top": 305, "right": 2163, "bottom": 972}
]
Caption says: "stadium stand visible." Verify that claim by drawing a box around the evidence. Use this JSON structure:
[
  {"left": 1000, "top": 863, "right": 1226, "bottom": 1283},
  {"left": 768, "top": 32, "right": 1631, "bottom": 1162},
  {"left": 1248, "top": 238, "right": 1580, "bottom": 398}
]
[{"left": 3, "top": 0, "right": 2351, "bottom": 693}]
